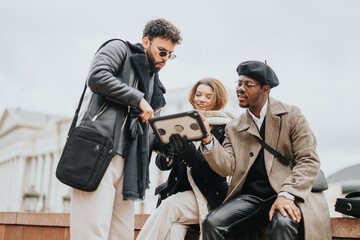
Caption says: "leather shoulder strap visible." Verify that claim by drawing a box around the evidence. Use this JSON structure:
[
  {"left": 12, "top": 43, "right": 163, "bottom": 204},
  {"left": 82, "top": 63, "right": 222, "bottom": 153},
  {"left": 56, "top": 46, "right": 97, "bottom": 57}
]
[
  {"left": 255, "top": 136, "right": 293, "bottom": 168},
  {"left": 346, "top": 191, "right": 360, "bottom": 198}
]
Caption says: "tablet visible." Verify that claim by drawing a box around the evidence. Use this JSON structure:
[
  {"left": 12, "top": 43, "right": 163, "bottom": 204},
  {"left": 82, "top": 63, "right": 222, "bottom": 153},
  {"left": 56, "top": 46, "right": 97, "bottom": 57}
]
[{"left": 149, "top": 110, "right": 208, "bottom": 144}]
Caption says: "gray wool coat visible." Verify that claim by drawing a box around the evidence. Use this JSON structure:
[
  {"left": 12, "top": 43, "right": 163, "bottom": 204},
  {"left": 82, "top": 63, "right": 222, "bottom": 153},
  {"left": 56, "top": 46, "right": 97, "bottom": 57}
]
[{"left": 202, "top": 97, "right": 331, "bottom": 240}]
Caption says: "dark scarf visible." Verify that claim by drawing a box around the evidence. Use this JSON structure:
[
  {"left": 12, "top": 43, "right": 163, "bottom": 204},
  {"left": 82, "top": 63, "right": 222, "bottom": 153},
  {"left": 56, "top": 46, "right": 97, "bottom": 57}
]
[{"left": 122, "top": 42, "right": 166, "bottom": 200}]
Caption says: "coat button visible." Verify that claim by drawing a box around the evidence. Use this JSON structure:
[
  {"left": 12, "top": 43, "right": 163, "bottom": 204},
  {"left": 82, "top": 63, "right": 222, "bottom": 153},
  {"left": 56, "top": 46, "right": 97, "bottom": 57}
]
[
  {"left": 204, "top": 179, "right": 208, "bottom": 182},
  {"left": 291, "top": 178, "right": 296, "bottom": 183},
  {"left": 249, "top": 152, "right": 254, "bottom": 157},
  {"left": 215, "top": 191, "right": 219, "bottom": 195},
  {"left": 175, "top": 177, "right": 177, "bottom": 181}
]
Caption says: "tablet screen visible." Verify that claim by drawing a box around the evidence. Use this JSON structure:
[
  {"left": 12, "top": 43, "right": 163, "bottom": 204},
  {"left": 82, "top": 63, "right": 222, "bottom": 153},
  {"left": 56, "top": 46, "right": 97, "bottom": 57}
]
[{"left": 149, "top": 110, "right": 208, "bottom": 144}]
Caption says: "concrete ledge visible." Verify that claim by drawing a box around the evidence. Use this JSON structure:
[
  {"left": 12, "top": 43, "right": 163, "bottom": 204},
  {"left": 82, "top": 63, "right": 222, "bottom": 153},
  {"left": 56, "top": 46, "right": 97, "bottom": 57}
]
[
  {"left": 331, "top": 217, "right": 360, "bottom": 239},
  {"left": 1, "top": 212, "right": 360, "bottom": 239},
  {"left": 0, "top": 212, "right": 69, "bottom": 227}
]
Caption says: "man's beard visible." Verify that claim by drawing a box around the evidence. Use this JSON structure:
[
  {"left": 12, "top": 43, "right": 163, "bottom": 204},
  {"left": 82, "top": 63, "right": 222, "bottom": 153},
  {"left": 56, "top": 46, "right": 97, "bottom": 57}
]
[
  {"left": 237, "top": 91, "right": 250, "bottom": 108},
  {"left": 239, "top": 102, "right": 250, "bottom": 108},
  {"left": 146, "top": 47, "right": 164, "bottom": 73}
]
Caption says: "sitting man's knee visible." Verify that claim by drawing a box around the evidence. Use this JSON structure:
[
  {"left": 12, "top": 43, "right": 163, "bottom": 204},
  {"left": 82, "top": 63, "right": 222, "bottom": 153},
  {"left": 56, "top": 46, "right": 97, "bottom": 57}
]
[
  {"left": 271, "top": 211, "right": 294, "bottom": 229},
  {"left": 202, "top": 211, "right": 219, "bottom": 230}
]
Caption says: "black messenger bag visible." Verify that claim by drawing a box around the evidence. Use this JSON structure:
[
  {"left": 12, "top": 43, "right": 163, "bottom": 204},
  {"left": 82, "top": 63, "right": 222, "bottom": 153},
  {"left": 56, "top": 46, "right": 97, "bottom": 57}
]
[
  {"left": 335, "top": 191, "right": 360, "bottom": 218},
  {"left": 56, "top": 84, "right": 121, "bottom": 192}
]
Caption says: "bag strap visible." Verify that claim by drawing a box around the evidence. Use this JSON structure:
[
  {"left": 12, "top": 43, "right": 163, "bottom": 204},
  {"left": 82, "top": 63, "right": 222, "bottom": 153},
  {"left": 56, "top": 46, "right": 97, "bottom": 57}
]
[
  {"left": 67, "top": 84, "right": 87, "bottom": 135},
  {"left": 346, "top": 191, "right": 360, "bottom": 198},
  {"left": 67, "top": 39, "right": 126, "bottom": 136},
  {"left": 255, "top": 136, "right": 293, "bottom": 168}
]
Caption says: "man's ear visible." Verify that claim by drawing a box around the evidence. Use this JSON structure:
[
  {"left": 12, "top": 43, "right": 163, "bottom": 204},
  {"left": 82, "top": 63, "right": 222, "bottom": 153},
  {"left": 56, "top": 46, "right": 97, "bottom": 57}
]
[
  {"left": 142, "top": 37, "right": 150, "bottom": 51},
  {"left": 263, "top": 85, "right": 271, "bottom": 94}
]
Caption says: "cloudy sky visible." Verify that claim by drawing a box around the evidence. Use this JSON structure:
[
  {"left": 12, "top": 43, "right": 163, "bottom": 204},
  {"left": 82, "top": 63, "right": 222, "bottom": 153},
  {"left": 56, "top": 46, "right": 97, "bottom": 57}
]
[{"left": 1, "top": 0, "right": 359, "bottom": 176}]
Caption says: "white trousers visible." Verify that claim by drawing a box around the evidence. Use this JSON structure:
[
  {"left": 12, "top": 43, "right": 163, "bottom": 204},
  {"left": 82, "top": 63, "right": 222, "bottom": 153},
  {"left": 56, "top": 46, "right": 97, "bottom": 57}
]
[
  {"left": 136, "top": 190, "right": 199, "bottom": 240},
  {"left": 70, "top": 155, "right": 134, "bottom": 240}
]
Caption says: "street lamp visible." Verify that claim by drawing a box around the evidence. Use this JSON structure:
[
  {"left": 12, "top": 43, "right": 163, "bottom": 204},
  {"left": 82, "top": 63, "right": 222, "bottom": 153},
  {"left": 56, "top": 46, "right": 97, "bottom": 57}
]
[{"left": 23, "top": 185, "right": 40, "bottom": 212}]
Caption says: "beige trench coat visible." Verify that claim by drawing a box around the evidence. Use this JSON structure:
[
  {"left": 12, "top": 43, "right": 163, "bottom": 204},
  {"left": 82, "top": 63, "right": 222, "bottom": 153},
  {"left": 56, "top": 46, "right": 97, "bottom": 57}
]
[{"left": 202, "top": 97, "right": 331, "bottom": 240}]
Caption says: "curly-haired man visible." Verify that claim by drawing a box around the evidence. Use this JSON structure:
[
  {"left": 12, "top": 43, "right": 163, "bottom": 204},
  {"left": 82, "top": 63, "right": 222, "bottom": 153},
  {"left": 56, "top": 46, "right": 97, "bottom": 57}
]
[{"left": 69, "top": 19, "right": 182, "bottom": 240}]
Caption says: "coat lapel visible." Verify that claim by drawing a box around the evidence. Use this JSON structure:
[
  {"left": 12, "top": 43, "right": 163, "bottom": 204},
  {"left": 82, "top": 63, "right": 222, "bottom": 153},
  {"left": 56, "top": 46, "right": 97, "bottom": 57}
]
[
  {"left": 264, "top": 97, "right": 288, "bottom": 171},
  {"left": 237, "top": 111, "right": 262, "bottom": 170},
  {"left": 237, "top": 111, "right": 261, "bottom": 138}
]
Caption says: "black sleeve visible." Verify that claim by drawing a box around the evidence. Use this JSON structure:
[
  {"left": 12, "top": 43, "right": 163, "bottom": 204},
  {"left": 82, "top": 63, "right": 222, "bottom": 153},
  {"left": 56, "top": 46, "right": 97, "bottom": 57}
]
[
  {"left": 174, "top": 125, "right": 227, "bottom": 179},
  {"left": 174, "top": 144, "right": 220, "bottom": 180},
  {"left": 155, "top": 154, "right": 174, "bottom": 171},
  {"left": 87, "top": 40, "right": 144, "bottom": 107}
]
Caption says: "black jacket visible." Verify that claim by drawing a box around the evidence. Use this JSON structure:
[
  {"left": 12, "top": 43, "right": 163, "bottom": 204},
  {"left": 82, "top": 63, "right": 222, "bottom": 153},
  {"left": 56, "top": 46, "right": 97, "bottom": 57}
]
[
  {"left": 78, "top": 39, "right": 166, "bottom": 199},
  {"left": 78, "top": 39, "right": 165, "bottom": 156},
  {"left": 155, "top": 125, "right": 228, "bottom": 210}
]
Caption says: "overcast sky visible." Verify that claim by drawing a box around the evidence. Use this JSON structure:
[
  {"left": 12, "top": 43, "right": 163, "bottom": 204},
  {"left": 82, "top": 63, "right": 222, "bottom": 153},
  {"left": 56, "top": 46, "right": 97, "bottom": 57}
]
[{"left": 1, "top": 0, "right": 359, "bottom": 176}]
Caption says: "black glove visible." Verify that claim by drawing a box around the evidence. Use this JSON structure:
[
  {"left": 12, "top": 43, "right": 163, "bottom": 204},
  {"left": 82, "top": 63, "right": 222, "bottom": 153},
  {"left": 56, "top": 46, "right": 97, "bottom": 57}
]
[
  {"left": 168, "top": 134, "right": 189, "bottom": 155},
  {"left": 153, "top": 137, "right": 176, "bottom": 157},
  {"left": 153, "top": 134, "right": 189, "bottom": 157}
]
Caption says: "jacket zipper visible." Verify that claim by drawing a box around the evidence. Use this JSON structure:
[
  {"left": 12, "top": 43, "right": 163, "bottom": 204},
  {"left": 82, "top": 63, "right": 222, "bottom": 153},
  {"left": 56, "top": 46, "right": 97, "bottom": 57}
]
[
  {"left": 92, "top": 102, "right": 109, "bottom": 121},
  {"left": 120, "top": 77, "right": 139, "bottom": 130},
  {"left": 120, "top": 106, "right": 130, "bottom": 131},
  {"left": 154, "top": 107, "right": 162, "bottom": 115}
]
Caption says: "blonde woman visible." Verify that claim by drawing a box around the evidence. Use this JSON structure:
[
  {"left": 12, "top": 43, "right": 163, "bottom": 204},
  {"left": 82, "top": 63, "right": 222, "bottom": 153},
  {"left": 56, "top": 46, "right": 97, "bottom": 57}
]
[{"left": 137, "top": 78, "right": 234, "bottom": 240}]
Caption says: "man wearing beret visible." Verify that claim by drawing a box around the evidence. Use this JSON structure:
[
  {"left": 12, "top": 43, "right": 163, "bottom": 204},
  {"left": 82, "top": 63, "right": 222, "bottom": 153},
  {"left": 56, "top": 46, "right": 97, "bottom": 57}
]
[{"left": 199, "top": 61, "right": 331, "bottom": 239}]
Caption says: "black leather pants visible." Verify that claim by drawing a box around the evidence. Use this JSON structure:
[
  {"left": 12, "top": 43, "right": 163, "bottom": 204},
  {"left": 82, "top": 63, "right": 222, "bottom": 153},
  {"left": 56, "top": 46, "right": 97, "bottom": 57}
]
[{"left": 202, "top": 194, "right": 303, "bottom": 240}]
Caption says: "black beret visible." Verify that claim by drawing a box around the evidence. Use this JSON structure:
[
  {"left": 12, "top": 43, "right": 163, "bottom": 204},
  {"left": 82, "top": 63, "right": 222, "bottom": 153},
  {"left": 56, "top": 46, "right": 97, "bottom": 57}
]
[{"left": 236, "top": 61, "right": 279, "bottom": 88}]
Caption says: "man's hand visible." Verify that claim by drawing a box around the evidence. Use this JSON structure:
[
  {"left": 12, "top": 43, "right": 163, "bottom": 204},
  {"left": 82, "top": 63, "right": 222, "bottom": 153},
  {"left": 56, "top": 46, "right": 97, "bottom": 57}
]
[
  {"left": 269, "top": 196, "right": 301, "bottom": 223},
  {"left": 139, "top": 98, "right": 154, "bottom": 123},
  {"left": 199, "top": 113, "right": 211, "bottom": 144}
]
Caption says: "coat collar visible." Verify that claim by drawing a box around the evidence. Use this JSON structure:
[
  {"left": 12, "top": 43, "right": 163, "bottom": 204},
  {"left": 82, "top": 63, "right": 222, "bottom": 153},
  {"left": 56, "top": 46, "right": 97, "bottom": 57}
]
[
  {"left": 127, "top": 42, "right": 151, "bottom": 102},
  {"left": 237, "top": 97, "right": 288, "bottom": 132}
]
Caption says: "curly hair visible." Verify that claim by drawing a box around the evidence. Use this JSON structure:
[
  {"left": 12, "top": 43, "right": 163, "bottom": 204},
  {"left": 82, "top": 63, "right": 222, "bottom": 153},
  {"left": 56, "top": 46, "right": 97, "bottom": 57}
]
[
  {"left": 188, "top": 78, "right": 228, "bottom": 111},
  {"left": 143, "top": 18, "right": 182, "bottom": 44}
]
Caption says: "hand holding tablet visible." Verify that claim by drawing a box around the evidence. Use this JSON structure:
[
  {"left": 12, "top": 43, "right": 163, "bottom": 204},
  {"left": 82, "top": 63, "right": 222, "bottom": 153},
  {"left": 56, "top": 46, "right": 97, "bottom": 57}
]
[{"left": 149, "top": 110, "right": 209, "bottom": 144}]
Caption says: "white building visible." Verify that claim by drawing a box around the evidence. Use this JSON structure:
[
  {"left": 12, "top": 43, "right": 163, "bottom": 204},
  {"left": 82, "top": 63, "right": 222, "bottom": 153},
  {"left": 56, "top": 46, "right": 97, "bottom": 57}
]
[{"left": 0, "top": 108, "right": 71, "bottom": 213}]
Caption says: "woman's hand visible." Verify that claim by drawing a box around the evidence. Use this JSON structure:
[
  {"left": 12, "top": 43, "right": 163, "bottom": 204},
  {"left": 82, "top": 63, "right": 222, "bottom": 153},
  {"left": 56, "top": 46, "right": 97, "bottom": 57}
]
[
  {"left": 169, "top": 134, "right": 189, "bottom": 155},
  {"left": 199, "top": 113, "right": 211, "bottom": 144}
]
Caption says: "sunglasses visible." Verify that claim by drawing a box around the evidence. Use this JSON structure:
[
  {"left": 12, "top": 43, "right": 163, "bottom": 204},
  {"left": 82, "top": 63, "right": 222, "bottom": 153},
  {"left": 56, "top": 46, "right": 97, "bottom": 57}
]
[{"left": 150, "top": 41, "right": 176, "bottom": 60}]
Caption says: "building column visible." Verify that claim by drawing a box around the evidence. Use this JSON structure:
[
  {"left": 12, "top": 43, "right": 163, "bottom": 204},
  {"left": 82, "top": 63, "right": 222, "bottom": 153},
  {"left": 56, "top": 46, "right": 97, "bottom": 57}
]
[
  {"left": 8, "top": 158, "right": 16, "bottom": 211},
  {"left": 29, "top": 156, "right": 36, "bottom": 188},
  {"left": 0, "top": 161, "right": 10, "bottom": 211},
  {"left": 10, "top": 156, "right": 26, "bottom": 211},
  {"left": 41, "top": 154, "right": 51, "bottom": 211},
  {"left": 48, "top": 153, "right": 56, "bottom": 212},
  {"left": 49, "top": 152, "right": 64, "bottom": 212},
  {"left": 53, "top": 152, "right": 66, "bottom": 212},
  {"left": 6, "top": 160, "right": 12, "bottom": 210},
  {"left": 35, "top": 155, "right": 44, "bottom": 193}
]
